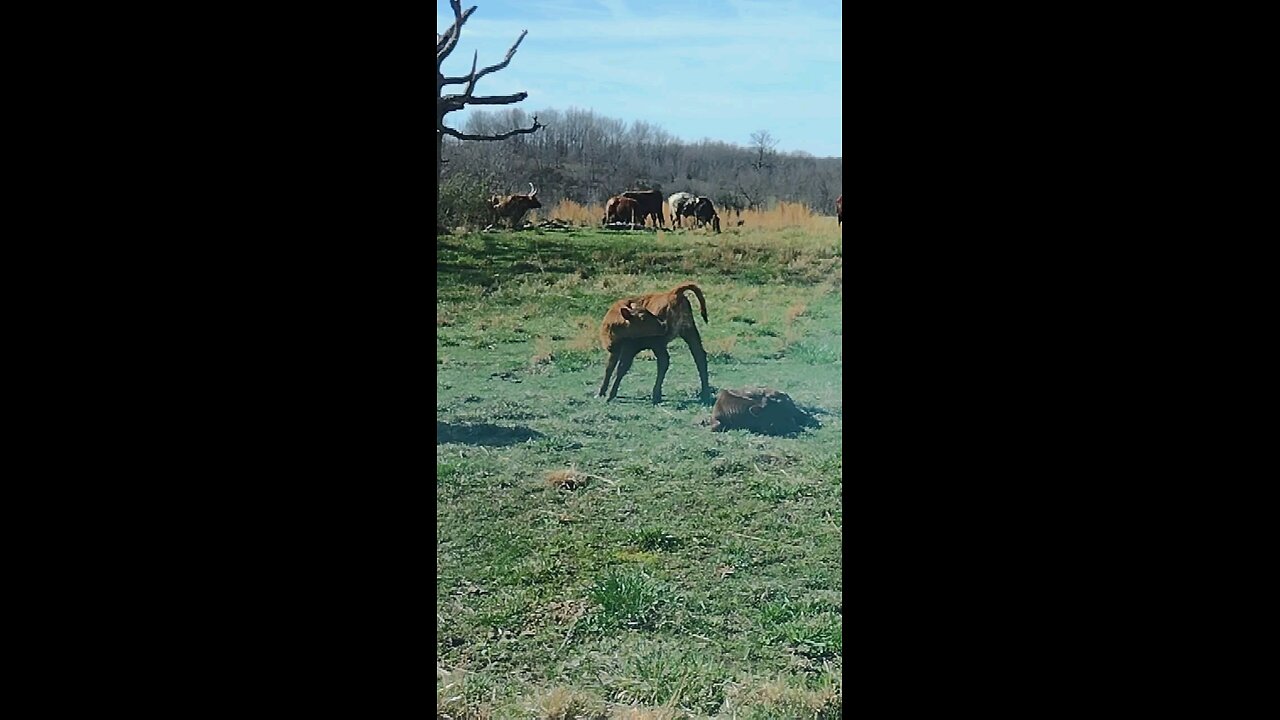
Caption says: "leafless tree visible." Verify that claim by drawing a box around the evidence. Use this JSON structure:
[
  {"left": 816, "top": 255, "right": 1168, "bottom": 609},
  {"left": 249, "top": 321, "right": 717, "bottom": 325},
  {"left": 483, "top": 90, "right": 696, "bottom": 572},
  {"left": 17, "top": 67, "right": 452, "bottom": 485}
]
[{"left": 436, "top": 0, "right": 545, "bottom": 191}]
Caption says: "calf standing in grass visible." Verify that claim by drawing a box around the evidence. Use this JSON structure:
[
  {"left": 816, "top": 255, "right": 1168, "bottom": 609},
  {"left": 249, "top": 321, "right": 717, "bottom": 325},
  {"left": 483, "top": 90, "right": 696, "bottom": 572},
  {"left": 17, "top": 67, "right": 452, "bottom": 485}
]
[
  {"left": 598, "top": 282, "right": 712, "bottom": 404},
  {"left": 710, "top": 387, "right": 819, "bottom": 435}
]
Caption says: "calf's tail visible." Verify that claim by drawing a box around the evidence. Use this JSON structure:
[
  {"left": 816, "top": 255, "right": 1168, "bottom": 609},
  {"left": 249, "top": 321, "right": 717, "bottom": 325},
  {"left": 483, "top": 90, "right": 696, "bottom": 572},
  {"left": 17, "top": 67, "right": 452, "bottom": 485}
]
[{"left": 670, "top": 282, "right": 708, "bottom": 323}]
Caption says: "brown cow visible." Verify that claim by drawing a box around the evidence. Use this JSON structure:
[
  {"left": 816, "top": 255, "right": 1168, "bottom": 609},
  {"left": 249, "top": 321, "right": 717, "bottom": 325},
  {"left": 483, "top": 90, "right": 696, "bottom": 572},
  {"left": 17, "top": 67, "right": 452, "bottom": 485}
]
[
  {"left": 491, "top": 183, "right": 542, "bottom": 229},
  {"left": 621, "top": 190, "right": 665, "bottom": 228},
  {"left": 603, "top": 195, "right": 642, "bottom": 226},
  {"left": 710, "top": 387, "right": 819, "bottom": 435},
  {"left": 598, "top": 282, "right": 711, "bottom": 404},
  {"left": 836, "top": 194, "right": 842, "bottom": 227}
]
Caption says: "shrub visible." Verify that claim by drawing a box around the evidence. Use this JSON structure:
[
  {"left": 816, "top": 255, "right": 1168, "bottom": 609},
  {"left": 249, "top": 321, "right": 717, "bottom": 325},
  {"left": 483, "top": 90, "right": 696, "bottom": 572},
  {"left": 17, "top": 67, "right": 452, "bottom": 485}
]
[{"left": 438, "top": 171, "right": 499, "bottom": 231}]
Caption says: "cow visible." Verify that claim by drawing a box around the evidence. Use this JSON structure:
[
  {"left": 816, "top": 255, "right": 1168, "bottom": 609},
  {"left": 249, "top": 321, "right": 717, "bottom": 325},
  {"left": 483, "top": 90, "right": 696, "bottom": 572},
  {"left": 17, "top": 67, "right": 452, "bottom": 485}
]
[
  {"left": 836, "top": 194, "right": 843, "bottom": 227},
  {"left": 598, "top": 282, "right": 711, "bottom": 404},
  {"left": 667, "top": 192, "right": 697, "bottom": 228},
  {"left": 491, "top": 183, "right": 541, "bottom": 229},
  {"left": 621, "top": 190, "right": 665, "bottom": 228},
  {"left": 684, "top": 197, "right": 721, "bottom": 233},
  {"left": 710, "top": 387, "right": 819, "bottom": 435},
  {"left": 603, "top": 195, "right": 642, "bottom": 226}
]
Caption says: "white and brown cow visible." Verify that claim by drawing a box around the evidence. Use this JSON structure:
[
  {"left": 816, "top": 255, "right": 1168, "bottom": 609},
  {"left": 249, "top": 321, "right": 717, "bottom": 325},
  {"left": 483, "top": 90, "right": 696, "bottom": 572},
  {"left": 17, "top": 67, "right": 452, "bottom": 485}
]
[{"left": 667, "top": 192, "right": 697, "bottom": 228}]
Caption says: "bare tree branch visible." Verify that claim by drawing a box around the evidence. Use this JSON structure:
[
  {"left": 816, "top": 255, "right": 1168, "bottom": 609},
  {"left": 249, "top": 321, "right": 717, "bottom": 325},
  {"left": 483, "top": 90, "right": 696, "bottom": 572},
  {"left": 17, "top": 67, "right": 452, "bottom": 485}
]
[
  {"left": 441, "top": 115, "right": 545, "bottom": 141},
  {"left": 441, "top": 91, "right": 528, "bottom": 106},
  {"left": 437, "top": 1, "right": 476, "bottom": 62},
  {"left": 440, "top": 29, "right": 528, "bottom": 86},
  {"left": 436, "top": 0, "right": 545, "bottom": 209}
]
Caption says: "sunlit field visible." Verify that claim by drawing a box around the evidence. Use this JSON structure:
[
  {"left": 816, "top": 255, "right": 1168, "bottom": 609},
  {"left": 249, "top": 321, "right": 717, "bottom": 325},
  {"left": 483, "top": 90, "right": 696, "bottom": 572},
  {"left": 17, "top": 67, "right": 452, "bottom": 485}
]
[{"left": 437, "top": 222, "right": 842, "bottom": 718}]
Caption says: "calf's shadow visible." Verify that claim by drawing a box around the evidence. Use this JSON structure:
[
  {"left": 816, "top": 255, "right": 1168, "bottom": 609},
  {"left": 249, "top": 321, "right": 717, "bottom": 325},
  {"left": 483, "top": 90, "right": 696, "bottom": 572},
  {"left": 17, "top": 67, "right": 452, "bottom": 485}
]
[{"left": 436, "top": 421, "right": 544, "bottom": 447}]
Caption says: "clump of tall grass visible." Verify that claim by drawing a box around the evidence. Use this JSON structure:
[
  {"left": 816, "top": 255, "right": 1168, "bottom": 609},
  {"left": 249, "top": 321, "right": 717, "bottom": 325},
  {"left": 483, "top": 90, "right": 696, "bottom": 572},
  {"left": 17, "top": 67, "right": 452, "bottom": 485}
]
[
  {"left": 531, "top": 200, "right": 606, "bottom": 227},
  {"left": 734, "top": 201, "right": 836, "bottom": 232},
  {"left": 529, "top": 199, "right": 839, "bottom": 232}
]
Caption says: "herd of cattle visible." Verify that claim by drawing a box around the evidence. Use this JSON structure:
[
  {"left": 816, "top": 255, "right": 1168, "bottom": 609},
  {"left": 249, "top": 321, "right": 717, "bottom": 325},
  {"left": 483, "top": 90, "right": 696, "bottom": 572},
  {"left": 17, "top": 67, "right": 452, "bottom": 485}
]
[
  {"left": 597, "top": 281, "right": 819, "bottom": 435},
  {"left": 488, "top": 185, "right": 843, "bottom": 234},
  {"left": 603, "top": 190, "right": 722, "bottom": 233}
]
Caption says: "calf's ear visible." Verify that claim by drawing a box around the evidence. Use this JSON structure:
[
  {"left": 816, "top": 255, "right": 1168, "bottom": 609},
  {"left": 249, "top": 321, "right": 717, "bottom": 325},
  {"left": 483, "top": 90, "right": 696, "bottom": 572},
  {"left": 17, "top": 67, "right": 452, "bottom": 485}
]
[{"left": 620, "top": 306, "right": 637, "bottom": 320}]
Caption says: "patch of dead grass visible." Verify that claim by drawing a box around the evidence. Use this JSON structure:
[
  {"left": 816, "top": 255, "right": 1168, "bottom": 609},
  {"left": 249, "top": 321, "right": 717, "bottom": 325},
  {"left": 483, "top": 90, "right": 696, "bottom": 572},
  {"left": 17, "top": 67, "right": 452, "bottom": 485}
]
[{"left": 533, "top": 686, "right": 607, "bottom": 720}]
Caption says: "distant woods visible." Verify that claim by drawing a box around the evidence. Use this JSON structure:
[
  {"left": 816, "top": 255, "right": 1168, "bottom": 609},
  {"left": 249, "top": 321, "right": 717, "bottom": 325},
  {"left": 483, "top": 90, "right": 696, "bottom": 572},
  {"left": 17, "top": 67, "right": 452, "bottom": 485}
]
[{"left": 439, "top": 107, "right": 842, "bottom": 220}]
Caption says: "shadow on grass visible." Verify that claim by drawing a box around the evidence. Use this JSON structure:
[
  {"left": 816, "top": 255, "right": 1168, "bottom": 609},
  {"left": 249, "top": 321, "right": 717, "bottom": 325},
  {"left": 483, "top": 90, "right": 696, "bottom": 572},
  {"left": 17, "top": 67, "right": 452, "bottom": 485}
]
[
  {"left": 436, "top": 230, "right": 745, "bottom": 289},
  {"left": 437, "top": 421, "right": 544, "bottom": 446}
]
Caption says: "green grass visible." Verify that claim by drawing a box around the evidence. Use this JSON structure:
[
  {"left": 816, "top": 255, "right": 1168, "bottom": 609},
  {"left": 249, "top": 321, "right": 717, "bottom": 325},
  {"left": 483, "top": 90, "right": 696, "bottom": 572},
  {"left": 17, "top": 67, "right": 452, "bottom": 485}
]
[{"left": 437, "top": 225, "right": 842, "bottom": 719}]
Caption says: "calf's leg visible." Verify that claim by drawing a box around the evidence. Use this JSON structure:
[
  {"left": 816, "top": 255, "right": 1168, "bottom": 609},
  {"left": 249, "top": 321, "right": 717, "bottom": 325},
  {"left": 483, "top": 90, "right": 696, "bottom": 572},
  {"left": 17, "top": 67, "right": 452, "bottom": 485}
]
[
  {"left": 606, "top": 345, "right": 640, "bottom": 401},
  {"left": 598, "top": 349, "right": 621, "bottom": 398},
  {"left": 681, "top": 328, "right": 712, "bottom": 401},
  {"left": 651, "top": 344, "right": 670, "bottom": 404}
]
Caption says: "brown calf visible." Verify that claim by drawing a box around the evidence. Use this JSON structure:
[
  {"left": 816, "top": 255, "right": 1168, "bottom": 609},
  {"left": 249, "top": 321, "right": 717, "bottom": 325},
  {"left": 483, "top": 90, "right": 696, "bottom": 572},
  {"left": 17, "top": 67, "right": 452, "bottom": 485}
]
[
  {"left": 603, "top": 195, "right": 642, "bottom": 225},
  {"left": 598, "top": 282, "right": 711, "bottom": 404},
  {"left": 710, "top": 387, "right": 819, "bottom": 435},
  {"left": 491, "top": 183, "right": 542, "bottom": 229}
]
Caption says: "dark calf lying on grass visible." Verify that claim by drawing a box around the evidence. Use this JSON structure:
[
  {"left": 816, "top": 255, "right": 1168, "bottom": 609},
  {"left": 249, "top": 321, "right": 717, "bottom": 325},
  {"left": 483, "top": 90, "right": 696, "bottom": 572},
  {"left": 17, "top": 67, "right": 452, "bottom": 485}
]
[
  {"left": 710, "top": 387, "right": 819, "bottom": 435},
  {"left": 598, "top": 282, "right": 711, "bottom": 404}
]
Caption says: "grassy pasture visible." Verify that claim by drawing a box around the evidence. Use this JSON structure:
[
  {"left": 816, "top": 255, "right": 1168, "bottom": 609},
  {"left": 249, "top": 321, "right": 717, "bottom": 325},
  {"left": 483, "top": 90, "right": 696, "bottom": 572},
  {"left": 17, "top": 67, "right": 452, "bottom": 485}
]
[{"left": 437, "top": 220, "right": 843, "bottom": 718}]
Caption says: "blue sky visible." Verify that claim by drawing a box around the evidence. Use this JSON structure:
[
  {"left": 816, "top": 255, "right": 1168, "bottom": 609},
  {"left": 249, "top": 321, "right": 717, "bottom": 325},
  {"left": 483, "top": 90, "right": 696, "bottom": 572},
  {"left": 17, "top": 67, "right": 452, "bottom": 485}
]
[{"left": 437, "top": 0, "right": 842, "bottom": 158}]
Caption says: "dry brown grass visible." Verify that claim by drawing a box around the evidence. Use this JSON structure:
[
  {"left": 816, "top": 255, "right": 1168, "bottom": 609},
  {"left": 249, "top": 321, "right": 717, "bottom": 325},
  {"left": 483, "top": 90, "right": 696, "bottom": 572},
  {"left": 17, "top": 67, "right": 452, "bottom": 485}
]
[
  {"left": 784, "top": 302, "right": 808, "bottom": 324},
  {"left": 531, "top": 200, "right": 606, "bottom": 227},
  {"left": 526, "top": 199, "right": 839, "bottom": 232},
  {"left": 706, "top": 335, "right": 738, "bottom": 358},
  {"left": 533, "top": 686, "right": 607, "bottom": 720},
  {"left": 607, "top": 707, "right": 686, "bottom": 720},
  {"left": 566, "top": 315, "right": 602, "bottom": 351},
  {"left": 720, "top": 671, "right": 842, "bottom": 718},
  {"left": 544, "top": 468, "right": 587, "bottom": 491},
  {"left": 437, "top": 667, "right": 493, "bottom": 720},
  {"left": 728, "top": 201, "right": 835, "bottom": 232}
]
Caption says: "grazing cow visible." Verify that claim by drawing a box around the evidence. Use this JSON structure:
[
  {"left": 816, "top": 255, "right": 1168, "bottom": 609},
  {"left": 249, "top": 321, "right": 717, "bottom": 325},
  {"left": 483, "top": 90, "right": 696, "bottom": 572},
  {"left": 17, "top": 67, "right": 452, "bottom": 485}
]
[
  {"left": 710, "top": 387, "right": 819, "bottom": 435},
  {"left": 685, "top": 197, "right": 721, "bottom": 233},
  {"left": 621, "top": 190, "right": 665, "bottom": 228},
  {"left": 836, "top": 194, "right": 843, "bottom": 227},
  {"left": 667, "top": 192, "right": 697, "bottom": 228},
  {"left": 491, "top": 183, "right": 542, "bottom": 229},
  {"left": 603, "top": 195, "right": 642, "bottom": 225},
  {"left": 598, "top": 282, "right": 711, "bottom": 404}
]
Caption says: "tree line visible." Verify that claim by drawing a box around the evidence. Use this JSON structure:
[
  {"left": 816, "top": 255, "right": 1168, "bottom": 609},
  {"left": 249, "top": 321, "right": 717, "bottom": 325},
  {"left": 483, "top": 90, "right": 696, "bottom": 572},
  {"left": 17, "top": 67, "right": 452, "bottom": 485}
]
[{"left": 438, "top": 106, "right": 842, "bottom": 228}]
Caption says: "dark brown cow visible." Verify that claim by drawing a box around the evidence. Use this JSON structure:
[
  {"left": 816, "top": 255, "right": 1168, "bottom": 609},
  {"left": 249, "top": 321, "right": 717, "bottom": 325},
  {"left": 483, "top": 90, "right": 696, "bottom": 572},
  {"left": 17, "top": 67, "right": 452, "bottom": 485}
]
[
  {"left": 491, "top": 183, "right": 542, "bottom": 229},
  {"left": 836, "top": 194, "right": 843, "bottom": 227},
  {"left": 621, "top": 190, "right": 665, "bottom": 228},
  {"left": 598, "top": 282, "right": 711, "bottom": 404},
  {"left": 710, "top": 387, "right": 819, "bottom": 435},
  {"left": 603, "top": 195, "right": 642, "bottom": 225}
]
